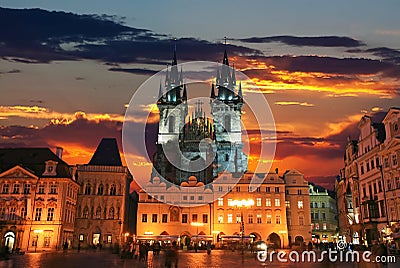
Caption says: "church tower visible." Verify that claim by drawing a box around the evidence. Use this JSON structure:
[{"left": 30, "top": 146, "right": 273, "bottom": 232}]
[
  {"left": 157, "top": 48, "right": 188, "bottom": 145},
  {"left": 210, "top": 49, "right": 247, "bottom": 176}
]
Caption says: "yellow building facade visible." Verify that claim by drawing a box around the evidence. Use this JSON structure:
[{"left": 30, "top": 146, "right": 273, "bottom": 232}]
[
  {"left": 0, "top": 148, "right": 79, "bottom": 252},
  {"left": 136, "top": 170, "right": 312, "bottom": 249}
]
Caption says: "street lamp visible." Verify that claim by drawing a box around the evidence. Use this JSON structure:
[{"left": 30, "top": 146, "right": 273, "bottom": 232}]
[{"left": 229, "top": 199, "right": 254, "bottom": 255}]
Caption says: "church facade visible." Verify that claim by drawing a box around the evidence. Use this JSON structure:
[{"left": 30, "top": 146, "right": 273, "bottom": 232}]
[{"left": 137, "top": 49, "right": 311, "bottom": 248}]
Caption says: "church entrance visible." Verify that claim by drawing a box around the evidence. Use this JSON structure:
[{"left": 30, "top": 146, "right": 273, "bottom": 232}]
[{"left": 4, "top": 231, "right": 15, "bottom": 253}]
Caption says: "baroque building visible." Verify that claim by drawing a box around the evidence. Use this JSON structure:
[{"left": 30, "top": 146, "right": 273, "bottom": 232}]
[
  {"left": 337, "top": 107, "right": 400, "bottom": 248},
  {"left": 73, "top": 138, "right": 135, "bottom": 249},
  {"left": 0, "top": 148, "right": 79, "bottom": 252},
  {"left": 137, "top": 171, "right": 312, "bottom": 248}
]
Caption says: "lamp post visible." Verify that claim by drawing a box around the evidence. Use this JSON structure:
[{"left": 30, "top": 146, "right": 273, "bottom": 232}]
[{"left": 230, "top": 199, "right": 254, "bottom": 255}]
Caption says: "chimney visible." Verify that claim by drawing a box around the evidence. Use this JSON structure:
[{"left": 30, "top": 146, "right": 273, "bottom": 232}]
[{"left": 56, "top": 147, "right": 63, "bottom": 159}]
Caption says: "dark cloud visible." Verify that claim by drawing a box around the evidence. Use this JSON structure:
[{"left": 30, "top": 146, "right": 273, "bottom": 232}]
[
  {"left": 237, "top": 36, "right": 364, "bottom": 47},
  {"left": 0, "top": 7, "right": 259, "bottom": 65},
  {"left": 306, "top": 175, "right": 338, "bottom": 191},
  {"left": 348, "top": 47, "right": 400, "bottom": 65},
  {"left": 0, "top": 69, "right": 21, "bottom": 75},
  {"left": 248, "top": 55, "right": 399, "bottom": 76},
  {"left": 108, "top": 67, "right": 158, "bottom": 75}
]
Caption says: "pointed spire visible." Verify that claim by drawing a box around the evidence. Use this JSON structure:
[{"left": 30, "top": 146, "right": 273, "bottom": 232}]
[
  {"left": 223, "top": 49, "right": 229, "bottom": 66},
  {"left": 172, "top": 39, "right": 178, "bottom": 66},
  {"left": 238, "top": 81, "right": 243, "bottom": 98},
  {"left": 210, "top": 83, "right": 216, "bottom": 98},
  {"left": 182, "top": 84, "right": 187, "bottom": 100}
]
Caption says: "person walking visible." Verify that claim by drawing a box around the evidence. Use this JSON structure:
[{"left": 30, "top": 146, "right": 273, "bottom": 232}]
[{"left": 165, "top": 241, "right": 178, "bottom": 268}]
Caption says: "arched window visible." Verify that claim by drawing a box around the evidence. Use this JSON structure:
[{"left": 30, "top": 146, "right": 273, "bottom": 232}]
[
  {"left": 168, "top": 116, "right": 175, "bottom": 133},
  {"left": 85, "top": 183, "right": 91, "bottom": 195},
  {"left": 95, "top": 206, "right": 101, "bottom": 219},
  {"left": 97, "top": 184, "right": 104, "bottom": 195},
  {"left": 109, "top": 207, "right": 114, "bottom": 219},
  {"left": 110, "top": 184, "right": 116, "bottom": 196},
  {"left": 83, "top": 206, "right": 89, "bottom": 219},
  {"left": 224, "top": 115, "right": 231, "bottom": 132}
]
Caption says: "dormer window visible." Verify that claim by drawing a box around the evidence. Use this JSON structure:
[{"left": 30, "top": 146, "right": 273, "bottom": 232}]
[{"left": 43, "top": 160, "right": 58, "bottom": 176}]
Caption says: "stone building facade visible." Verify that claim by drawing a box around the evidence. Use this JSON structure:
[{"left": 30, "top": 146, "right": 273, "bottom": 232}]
[
  {"left": 73, "top": 138, "right": 135, "bottom": 249},
  {"left": 337, "top": 107, "right": 400, "bottom": 247},
  {"left": 0, "top": 148, "right": 79, "bottom": 252},
  {"left": 309, "top": 183, "right": 338, "bottom": 243},
  {"left": 136, "top": 170, "right": 312, "bottom": 249}
]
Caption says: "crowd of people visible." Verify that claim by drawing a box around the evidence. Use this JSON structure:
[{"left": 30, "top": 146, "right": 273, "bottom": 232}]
[{"left": 120, "top": 240, "right": 180, "bottom": 267}]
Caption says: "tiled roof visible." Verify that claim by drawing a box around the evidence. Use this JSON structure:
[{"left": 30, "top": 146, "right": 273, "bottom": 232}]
[
  {"left": 88, "top": 138, "right": 122, "bottom": 166},
  {"left": 0, "top": 148, "right": 71, "bottom": 178}
]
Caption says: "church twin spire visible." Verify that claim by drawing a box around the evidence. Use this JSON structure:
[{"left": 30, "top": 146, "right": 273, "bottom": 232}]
[{"left": 159, "top": 44, "right": 242, "bottom": 104}]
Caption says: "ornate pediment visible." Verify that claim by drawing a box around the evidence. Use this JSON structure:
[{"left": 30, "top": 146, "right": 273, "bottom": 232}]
[{"left": 0, "top": 165, "right": 38, "bottom": 180}]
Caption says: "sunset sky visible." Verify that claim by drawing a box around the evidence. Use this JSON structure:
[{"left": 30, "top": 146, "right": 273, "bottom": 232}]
[{"left": 1, "top": 1, "right": 400, "bottom": 190}]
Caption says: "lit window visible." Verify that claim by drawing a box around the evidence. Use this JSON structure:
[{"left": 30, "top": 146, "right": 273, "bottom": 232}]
[
  {"left": 275, "top": 198, "right": 280, "bottom": 207},
  {"left": 256, "top": 214, "right": 262, "bottom": 224},
  {"left": 256, "top": 198, "right": 262, "bottom": 207},
  {"left": 323, "top": 223, "right": 327, "bottom": 230},
  {"left": 13, "top": 184, "right": 20, "bottom": 194},
  {"left": 218, "top": 214, "right": 223, "bottom": 223},
  {"left": 38, "top": 184, "right": 45, "bottom": 194},
  {"left": 227, "top": 199, "right": 232, "bottom": 206},
  {"left": 266, "top": 214, "right": 272, "bottom": 224},
  {"left": 298, "top": 201, "right": 304, "bottom": 209},
  {"left": 315, "top": 223, "right": 319, "bottom": 230},
  {"left": 228, "top": 214, "right": 233, "bottom": 223},
  {"left": 23, "top": 184, "right": 31, "bottom": 194},
  {"left": 218, "top": 198, "right": 223, "bottom": 206},
  {"left": 2, "top": 184, "right": 9, "bottom": 194},
  {"left": 236, "top": 213, "right": 241, "bottom": 223},
  {"left": 285, "top": 201, "right": 290, "bottom": 208},
  {"left": 9, "top": 207, "right": 16, "bottom": 220},
  {"left": 266, "top": 198, "right": 271, "bottom": 207},
  {"left": 34, "top": 208, "right": 42, "bottom": 221},
  {"left": 47, "top": 207, "right": 54, "bottom": 221},
  {"left": 49, "top": 184, "right": 57, "bottom": 194}
]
